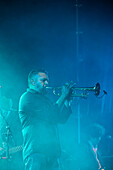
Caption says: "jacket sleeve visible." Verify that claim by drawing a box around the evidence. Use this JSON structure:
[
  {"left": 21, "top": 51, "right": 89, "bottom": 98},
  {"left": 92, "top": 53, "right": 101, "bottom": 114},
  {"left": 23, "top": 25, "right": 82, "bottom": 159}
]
[{"left": 53, "top": 103, "right": 72, "bottom": 124}]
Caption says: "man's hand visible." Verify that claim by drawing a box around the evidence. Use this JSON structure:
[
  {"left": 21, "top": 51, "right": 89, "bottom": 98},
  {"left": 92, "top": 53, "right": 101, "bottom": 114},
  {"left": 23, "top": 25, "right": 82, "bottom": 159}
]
[
  {"left": 61, "top": 83, "right": 74, "bottom": 100},
  {"left": 56, "top": 82, "right": 74, "bottom": 108}
]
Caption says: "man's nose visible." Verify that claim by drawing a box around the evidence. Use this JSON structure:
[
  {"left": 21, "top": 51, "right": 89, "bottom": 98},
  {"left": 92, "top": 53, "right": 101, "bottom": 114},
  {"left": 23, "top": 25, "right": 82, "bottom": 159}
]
[{"left": 45, "top": 80, "right": 48, "bottom": 85}]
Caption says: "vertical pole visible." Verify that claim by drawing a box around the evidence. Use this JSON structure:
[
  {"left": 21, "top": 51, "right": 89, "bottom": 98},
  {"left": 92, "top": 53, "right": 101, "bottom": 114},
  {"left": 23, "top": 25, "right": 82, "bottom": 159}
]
[
  {"left": 0, "top": 85, "right": 2, "bottom": 142},
  {"left": 75, "top": 0, "right": 81, "bottom": 146},
  {"left": 78, "top": 103, "right": 81, "bottom": 144},
  {"left": 74, "top": 3, "right": 83, "bottom": 170},
  {"left": 75, "top": 0, "right": 79, "bottom": 83},
  {"left": 0, "top": 85, "right": 1, "bottom": 110},
  {"left": 109, "top": 95, "right": 112, "bottom": 113},
  {"left": 101, "top": 97, "right": 105, "bottom": 114}
]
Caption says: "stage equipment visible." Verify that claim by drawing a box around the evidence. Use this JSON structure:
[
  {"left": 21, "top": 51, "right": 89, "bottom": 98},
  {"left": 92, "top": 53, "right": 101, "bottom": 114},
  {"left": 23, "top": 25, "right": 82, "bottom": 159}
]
[{"left": 46, "top": 82, "right": 100, "bottom": 98}]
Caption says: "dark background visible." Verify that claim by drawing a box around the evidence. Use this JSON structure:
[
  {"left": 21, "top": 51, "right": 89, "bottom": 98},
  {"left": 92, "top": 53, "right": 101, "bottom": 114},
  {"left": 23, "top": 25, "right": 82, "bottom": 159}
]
[{"left": 0, "top": 0, "right": 113, "bottom": 169}]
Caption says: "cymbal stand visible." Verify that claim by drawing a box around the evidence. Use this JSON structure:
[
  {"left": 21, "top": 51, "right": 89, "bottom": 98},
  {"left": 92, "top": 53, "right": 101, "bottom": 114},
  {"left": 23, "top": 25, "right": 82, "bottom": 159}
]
[
  {"left": 0, "top": 111, "right": 11, "bottom": 170},
  {"left": 0, "top": 109, "right": 16, "bottom": 170}
]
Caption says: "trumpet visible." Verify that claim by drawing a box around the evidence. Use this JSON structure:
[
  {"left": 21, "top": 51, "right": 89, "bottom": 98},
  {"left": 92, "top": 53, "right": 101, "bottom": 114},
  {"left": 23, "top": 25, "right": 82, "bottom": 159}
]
[{"left": 46, "top": 83, "right": 100, "bottom": 98}]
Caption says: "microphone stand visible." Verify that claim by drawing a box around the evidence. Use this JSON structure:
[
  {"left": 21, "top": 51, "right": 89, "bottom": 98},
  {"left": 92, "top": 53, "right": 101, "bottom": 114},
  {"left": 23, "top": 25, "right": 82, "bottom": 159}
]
[{"left": 0, "top": 109, "right": 16, "bottom": 170}]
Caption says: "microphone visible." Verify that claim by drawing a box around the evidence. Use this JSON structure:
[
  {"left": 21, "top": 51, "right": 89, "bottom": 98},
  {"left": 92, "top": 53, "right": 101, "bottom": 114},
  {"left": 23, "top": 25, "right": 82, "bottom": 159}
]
[{"left": 103, "top": 90, "right": 107, "bottom": 95}]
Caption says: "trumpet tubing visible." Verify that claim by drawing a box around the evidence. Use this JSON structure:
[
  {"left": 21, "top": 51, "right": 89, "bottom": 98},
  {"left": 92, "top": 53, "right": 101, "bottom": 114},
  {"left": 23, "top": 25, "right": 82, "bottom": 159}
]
[{"left": 46, "top": 83, "right": 100, "bottom": 98}]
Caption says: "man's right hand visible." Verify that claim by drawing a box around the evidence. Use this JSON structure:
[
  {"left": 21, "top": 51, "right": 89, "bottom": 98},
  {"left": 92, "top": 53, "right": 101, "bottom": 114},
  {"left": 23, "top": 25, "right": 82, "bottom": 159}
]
[
  {"left": 61, "top": 83, "right": 73, "bottom": 99},
  {"left": 56, "top": 82, "right": 74, "bottom": 108}
]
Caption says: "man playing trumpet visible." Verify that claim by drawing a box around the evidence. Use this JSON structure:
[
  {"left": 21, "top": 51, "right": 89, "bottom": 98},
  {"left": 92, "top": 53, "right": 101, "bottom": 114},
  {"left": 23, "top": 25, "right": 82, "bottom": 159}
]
[{"left": 19, "top": 69, "right": 73, "bottom": 170}]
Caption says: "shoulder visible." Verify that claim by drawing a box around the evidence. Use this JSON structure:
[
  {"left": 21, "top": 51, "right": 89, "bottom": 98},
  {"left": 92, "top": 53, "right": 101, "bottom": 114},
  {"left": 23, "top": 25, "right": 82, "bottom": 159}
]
[
  {"left": 19, "top": 91, "right": 32, "bottom": 111},
  {"left": 19, "top": 90, "right": 32, "bottom": 104},
  {"left": 19, "top": 89, "right": 42, "bottom": 104},
  {"left": 19, "top": 91, "right": 28, "bottom": 100}
]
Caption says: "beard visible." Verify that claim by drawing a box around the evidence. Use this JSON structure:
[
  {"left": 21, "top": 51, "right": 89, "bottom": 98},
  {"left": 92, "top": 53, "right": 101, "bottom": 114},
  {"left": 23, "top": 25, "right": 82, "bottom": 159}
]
[
  {"left": 41, "top": 87, "right": 47, "bottom": 95},
  {"left": 36, "top": 84, "right": 47, "bottom": 95}
]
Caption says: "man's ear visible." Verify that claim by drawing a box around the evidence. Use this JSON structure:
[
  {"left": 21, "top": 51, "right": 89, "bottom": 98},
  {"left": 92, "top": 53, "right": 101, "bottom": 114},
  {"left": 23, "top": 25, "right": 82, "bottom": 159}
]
[{"left": 31, "top": 79, "right": 35, "bottom": 86}]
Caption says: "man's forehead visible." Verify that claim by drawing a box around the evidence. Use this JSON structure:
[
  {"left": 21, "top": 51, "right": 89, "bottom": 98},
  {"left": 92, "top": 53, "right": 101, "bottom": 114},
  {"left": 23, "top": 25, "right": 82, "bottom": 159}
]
[{"left": 38, "top": 72, "right": 49, "bottom": 79}]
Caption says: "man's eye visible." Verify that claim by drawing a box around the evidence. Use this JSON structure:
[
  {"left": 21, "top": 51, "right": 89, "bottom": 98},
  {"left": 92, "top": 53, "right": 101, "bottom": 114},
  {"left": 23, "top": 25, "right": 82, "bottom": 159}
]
[{"left": 40, "top": 78, "right": 48, "bottom": 82}]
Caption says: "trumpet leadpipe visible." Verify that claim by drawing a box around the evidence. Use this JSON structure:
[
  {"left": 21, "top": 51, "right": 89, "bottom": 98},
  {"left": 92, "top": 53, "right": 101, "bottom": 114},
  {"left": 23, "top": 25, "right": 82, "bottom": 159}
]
[{"left": 46, "top": 82, "right": 100, "bottom": 97}]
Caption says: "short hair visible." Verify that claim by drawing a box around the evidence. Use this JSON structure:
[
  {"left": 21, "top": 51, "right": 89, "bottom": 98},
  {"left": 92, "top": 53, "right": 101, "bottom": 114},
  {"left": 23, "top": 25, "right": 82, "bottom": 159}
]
[{"left": 28, "top": 69, "right": 48, "bottom": 87}]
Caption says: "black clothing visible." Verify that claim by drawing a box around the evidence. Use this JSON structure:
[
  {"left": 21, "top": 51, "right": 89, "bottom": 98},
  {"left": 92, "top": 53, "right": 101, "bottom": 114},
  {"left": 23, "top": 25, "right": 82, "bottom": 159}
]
[
  {"left": 19, "top": 89, "right": 72, "bottom": 161},
  {"left": 24, "top": 153, "right": 59, "bottom": 170}
]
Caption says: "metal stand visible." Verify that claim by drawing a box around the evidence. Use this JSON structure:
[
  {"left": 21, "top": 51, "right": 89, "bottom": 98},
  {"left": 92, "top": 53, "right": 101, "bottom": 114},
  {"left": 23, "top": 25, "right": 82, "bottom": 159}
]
[
  {"left": 0, "top": 110, "right": 12, "bottom": 170},
  {"left": 0, "top": 87, "right": 16, "bottom": 170},
  {"left": 74, "top": 1, "right": 82, "bottom": 169},
  {"left": 74, "top": 0, "right": 82, "bottom": 145},
  {"left": 4, "top": 126, "right": 10, "bottom": 159},
  {"left": 3, "top": 126, "right": 11, "bottom": 170}
]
